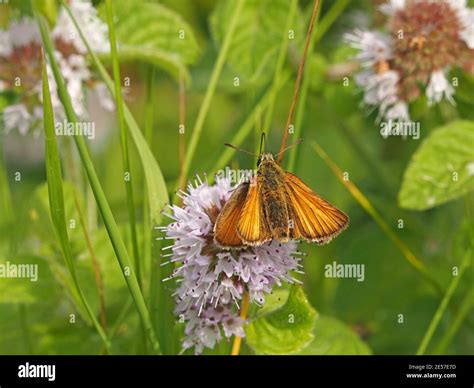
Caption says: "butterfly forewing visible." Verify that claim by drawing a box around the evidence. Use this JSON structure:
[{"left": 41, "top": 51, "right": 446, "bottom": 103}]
[
  {"left": 237, "top": 176, "right": 272, "bottom": 245},
  {"left": 284, "top": 172, "right": 348, "bottom": 244},
  {"left": 213, "top": 182, "right": 248, "bottom": 248}
]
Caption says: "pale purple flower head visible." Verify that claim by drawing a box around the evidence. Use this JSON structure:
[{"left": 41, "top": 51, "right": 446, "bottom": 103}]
[
  {"left": 346, "top": 0, "right": 474, "bottom": 124},
  {"left": 160, "top": 176, "right": 302, "bottom": 354},
  {"left": 0, "top": 0, "right": 113, "bottom": 135}
]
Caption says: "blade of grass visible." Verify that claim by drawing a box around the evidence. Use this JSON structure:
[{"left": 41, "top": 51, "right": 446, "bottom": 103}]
[
  {"left": 416, "top": 252, "right": 471, "bottom": 355},
  {"left": 434, "top": 287, "right": 474, "bottom": 354},
  {"left": 105, "top": 0, "right": 141, "bottom": 289},
  {"left": 181, "top": 0, "right": 246, "bottom": 186},
  {"left": 207, "top": 71, "right": 291, "bottom": 178},
  {"left": 61, "top": 1, "right": 168, "bottom": 227},
  {"left": 38, "top": 15, "right": 160, "bottom": 353},
  {"left": 73, "top": 193, "right": 107, "bottom": 331},
  {"left": 0, "top": 136, "right": 13, "bottom": 226},
  {"left": 0, "top": 135, "right": 15, "bottom": 255},
  {"left": 143, "top": 65, "right": 155, "bottom": 284},
  {"left": 41, "top": 50, "right": 111, "bottom": 351},
  {"left": 261, "top": 0, "right": 297, "bottom": 136},
  {"left": 311, "top": 141, "right": 444, "bottom": 296}
]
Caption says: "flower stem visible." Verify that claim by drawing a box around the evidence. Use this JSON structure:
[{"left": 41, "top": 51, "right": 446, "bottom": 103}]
[
  {"left": 231, "top": 292, "right": 250, "bottom": 356},
  {"left": 277, "top": 0, "right": 321, "bottom": 163}
]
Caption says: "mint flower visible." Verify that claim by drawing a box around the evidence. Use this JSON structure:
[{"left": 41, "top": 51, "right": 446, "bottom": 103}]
[
  {"left": 160, "top": 176, "right": 302, "bottom": 354},
  {"left": 345, "top": 0, "right": 474, "bottom": 123},
  {"left": 0, "top": 0, "right": 113, "bottom": 135}
]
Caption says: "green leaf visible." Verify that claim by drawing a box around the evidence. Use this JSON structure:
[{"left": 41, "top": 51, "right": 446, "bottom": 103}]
[
  {"left": 398, "top": 120, "right": 474, "bottom": 210},
  {"left": 298, "top": 316, "right": 372, "bottom": 355},
  {"left": 245, "top": 286, "right": 317, "bottom": 354},
  {"left": 41, "top": 51, "right": 110, "bottom": 350},
  {"left": 39, "top": 10, "right": 160, "bottom": 352},
  {"left": 99, "top": 1, "right": 200, "bottom": 82},
  {"left": 210, "top": 0, "right": 303, "bottom": 85}
]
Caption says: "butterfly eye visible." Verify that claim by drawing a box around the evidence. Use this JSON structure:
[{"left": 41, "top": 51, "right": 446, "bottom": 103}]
[{"left": 257, "top": 158, "right": 262, "bottom": 167}]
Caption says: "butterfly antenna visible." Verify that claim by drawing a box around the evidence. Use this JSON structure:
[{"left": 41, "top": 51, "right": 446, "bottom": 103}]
[
  {"left": 274, "top": 138, "right": 303, "bottom": 158},
  {"left": 224, "top": 143, "right": 259, "bottom": 158},
  {"left": 259, "top": 132, "right": 266, "bottom": 155}
]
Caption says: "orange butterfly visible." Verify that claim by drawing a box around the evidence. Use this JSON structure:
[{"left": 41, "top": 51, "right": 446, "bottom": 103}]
[{"left": 214, "top": 135, "right": 349, "bottom": 248}]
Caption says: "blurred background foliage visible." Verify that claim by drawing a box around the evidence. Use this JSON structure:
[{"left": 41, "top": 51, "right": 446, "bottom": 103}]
[{"left": 0, "top": 0, "right": 472, "bottom": 355}]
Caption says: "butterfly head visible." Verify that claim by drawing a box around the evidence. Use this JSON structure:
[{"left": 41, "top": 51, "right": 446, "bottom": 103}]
[{"left": 257, "top": 152, "right": 274, "bottom": 167}]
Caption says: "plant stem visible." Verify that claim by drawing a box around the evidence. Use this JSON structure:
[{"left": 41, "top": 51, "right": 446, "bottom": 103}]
[
  {"left": 434, "top": 287, "right": 474, "bottom": 354},
  {"left": 181, "top": 0, "right": 246, "bottom": 186},
  {"left": 74, "top": 193, "right": 108, "bottom": 331},
  {"left": 312, "top": 0, "right": 350, "bottom": 44},
  {"left": 311, "top": 141, "right": 444, "bottom": 296},
  {"left": 105, "top": 0, "right": 141, "bottom": 290},
  {"left": 416, "top": 252, "right": 471, "bottom": 355},
  {"left": 231, "top": 292, "right": 250, "bottom": 356},
  {"left": 178, "top": 72, "right": 186, "bottom": 198},
  {"left": 262, "top": 0, "right": 297, "bottom": 136},
  {"left": 286, "top": 10, "right": 321, "bottom": 172},
  {"left": 38, "top": 15, "right": 160, "bottom": 353},
  {"left": 278, "top": 0, "right": 321, "bottom": 162}
]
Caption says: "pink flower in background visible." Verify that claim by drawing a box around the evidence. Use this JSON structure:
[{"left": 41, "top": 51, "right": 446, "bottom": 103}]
[
  {"left": 346, "top": 0, "right": 474, "bottom": 123},
  {"left": 0, "top": 0, "right": 114, "bottom": 135}
]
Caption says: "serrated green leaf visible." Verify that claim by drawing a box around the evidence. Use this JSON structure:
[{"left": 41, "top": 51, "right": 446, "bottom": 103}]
[
  {"left": 210, "top": 0, "right": 303, "bottom": 85},
  {"left": 398, "top": 120, "right": 474, "bottom": 210},
  {"left": 298, "top": 315, "right": 372, "bottom": 355},
  {"left": 99, "top": 1, "right": 200, "bottom": 82},
  {"left": 245, "top": 286, "right": 317, "bottom": 355}
]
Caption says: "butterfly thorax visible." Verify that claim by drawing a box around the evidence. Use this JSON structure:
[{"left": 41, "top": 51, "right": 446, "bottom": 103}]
[{"left": 256, "top": 153, "right": 291, "bottom": 240}]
